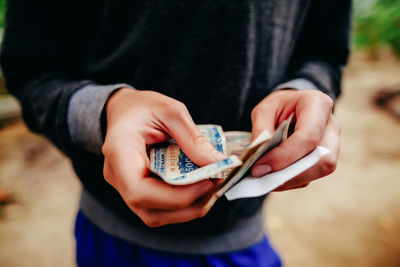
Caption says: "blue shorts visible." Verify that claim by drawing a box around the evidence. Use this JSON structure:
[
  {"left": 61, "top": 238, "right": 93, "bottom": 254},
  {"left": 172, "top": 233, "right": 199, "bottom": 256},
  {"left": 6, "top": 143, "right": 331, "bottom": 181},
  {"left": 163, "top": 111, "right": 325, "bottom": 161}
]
[{"left": 75, "top": 211, "right": 282, "bottom": 267}]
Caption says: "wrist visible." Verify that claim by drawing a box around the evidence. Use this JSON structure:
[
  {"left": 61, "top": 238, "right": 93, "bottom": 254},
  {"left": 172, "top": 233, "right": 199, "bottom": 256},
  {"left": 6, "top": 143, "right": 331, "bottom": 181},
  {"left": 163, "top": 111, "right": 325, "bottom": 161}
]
[
  {"left": 102, "top": 87, "right": 137, "bottom": 138},
  {"left": 106, "top": 88, "right": 136, "bottom": 113}
]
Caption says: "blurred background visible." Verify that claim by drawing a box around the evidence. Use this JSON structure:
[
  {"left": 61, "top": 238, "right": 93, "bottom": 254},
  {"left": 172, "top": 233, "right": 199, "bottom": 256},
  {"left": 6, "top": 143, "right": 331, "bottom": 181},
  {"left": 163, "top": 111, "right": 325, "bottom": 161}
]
[{"left": 0, "top": 0, "right": 400, "bottom": 266}]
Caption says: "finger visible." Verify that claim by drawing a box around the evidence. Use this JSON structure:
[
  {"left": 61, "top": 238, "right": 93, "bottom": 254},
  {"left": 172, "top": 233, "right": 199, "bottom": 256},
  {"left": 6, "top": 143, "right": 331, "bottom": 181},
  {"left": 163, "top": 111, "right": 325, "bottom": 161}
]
[
  {"left": 136, "top": 196, "right": 213, "bottom": 227},
  {"left": 250, "top": 90, "right": 300, "bottom": 141},
  {"left": 273, "top": 177, "right": 310, "bottom": 191},
  {"left": 124, "top": 178, "right": 216, "bottom": 210},
  {"left": 251, "top": 93, "right": 333, "bottom": 176},
  {"left": 273, "top": 182, "right": 309, "bottom": 191},
  {"left": 102, "top": 130, "right": 149, "bottom": 190},
  {"left": 273, "top": 115, "right": 340, "bottom": 191},
  {"left": 251, "top": 99, "right": 279, "bottom": 141},
  {"left": 104, "top": 130, "right": 218, "bottom": 215},
  {"left": 105, "top": 137, "right": 217, "bottom": 210},
  {"left": 158, "top": 102, "right": 226, "bottom": 166}
]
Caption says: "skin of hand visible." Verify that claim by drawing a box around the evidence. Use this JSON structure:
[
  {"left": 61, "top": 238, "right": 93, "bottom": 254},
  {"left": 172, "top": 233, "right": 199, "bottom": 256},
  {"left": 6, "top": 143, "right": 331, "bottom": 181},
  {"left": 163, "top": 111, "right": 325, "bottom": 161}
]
[
  {"left": 102, "top": 88, "right": 226, "bottom": 227},
  {"left": 250, "top": 89, "right": 341, "bottom": 191}
]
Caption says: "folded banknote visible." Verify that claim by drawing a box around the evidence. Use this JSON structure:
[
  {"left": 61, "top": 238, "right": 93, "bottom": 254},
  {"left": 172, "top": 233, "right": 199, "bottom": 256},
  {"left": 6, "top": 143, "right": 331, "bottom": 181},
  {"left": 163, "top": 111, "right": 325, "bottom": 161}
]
[
  {"left": 148, "top": 116, "right": 293, "bottom": 190},
  {"left": 149, "top": 125, "right": 242, "bottom": 185}
]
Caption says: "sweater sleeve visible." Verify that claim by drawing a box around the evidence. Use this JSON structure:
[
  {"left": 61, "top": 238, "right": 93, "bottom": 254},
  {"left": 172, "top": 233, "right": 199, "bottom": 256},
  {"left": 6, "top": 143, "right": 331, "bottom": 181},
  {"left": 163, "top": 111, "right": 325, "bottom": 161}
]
[
  {"left": 68, "top": 83, "right": 133, "bottom": 155},
  {"left": 273, "top": 78, "right": 320, "bottom": 92},
  {"left": 280, "top": 0, "right": 352, "bottom": 100},
  {"left": 0, "top": 0, "right": 126, "bottom": 156}
]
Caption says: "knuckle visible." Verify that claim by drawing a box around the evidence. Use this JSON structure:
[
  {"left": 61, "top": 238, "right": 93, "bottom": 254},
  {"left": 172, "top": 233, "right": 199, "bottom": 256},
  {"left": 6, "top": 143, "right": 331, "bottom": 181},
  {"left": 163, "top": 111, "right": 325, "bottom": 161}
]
[
  {"left": 192, "top": 132, "right": 209, "bottom": 146},
  {"left": 101, "top": 144, "right": 107, "bottom": 155},
  {"left": 135, "top": 209, "right": 162, "bottom": 228},
  {"left": 161, "top": 98, "right": 177, "bottom": 110},
  {"left": 163, "top": 99, "right": 188, "bottom": 117},
  {"left": 307, "top": 88, "right": 323, "bottom": 97},
  {"left": 319, "top": 92, "right": 334, "bottom": 109},
  {"left": 103, "top": 166, "right": 112, "bottom": 184},
  {"left": 175, "top": 101, "right": 188, "bottom": 112},
  {"left": 102, "top": 160, "right": 115, "bottom": 185},
  {"left": 300, "top": 182, "right": 310, "bottom": 188},
  {"left": 127, "top": 194, "right": 144, "bottom": 209},
  {"left": 294, "top": 182, "right": 310, "bottom": 189},
  {"left": 196, "top": 206, "right": 209, "bottom": 218},
  {"left": 142, "top": 215, "right": 161, "bottom": 228},
  {"left": 101, "top": 143, "right": 110, "bottom": 156},
  {"left": 323, "top": 94, "right": 334, "bottom": 107},
  {"left": 126, "top": 203, "right": 162, "bottom": 228},
  {"left": 298, "top": 131, "right": 319, "bottom": 148},
  {"left": 320, "top": 157, "right": 337, "bottom": 175},
  {"left": 306, "top": 90, "right": 334, "bottom": 109},
  {"left": 302, "top": 89, "right": 320, "bottom": 99},
  {"left": 251, "top": 104, "right": 266, "bottom": 121},
  {"left": 102, "top": 141, "right": 118, "bottom": 160}
]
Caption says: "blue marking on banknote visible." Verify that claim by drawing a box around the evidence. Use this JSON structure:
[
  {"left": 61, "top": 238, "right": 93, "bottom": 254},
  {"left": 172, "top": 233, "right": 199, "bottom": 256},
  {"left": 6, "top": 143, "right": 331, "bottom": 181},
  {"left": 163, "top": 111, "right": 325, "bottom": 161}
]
[
  {"left": 149, "top": 125, "right": 229, "bottom": 184},
  {"left": 216, "top": 157, "right": 235, "bottom": 166},
  {"left": 207, "top": 126, "right": 224, "bottom": 152},
  {"left": 177, "top": 149, "right": 199, "bottom": 174},
  {"left": 152, "top": 147, "right": 166, "bottom": 175},
  {"left": 176, "top": 125, "right": 224, "bottom": 175},
  {"left": 172, "top": 157, "right": 236, "bottom": 181}
]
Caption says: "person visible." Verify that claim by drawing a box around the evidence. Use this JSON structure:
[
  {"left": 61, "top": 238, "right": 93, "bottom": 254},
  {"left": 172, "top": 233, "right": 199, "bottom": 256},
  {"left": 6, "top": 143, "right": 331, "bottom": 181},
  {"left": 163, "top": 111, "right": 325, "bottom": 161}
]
[{"left": 1, "top": 0, "right": 351, "bottom": 266}]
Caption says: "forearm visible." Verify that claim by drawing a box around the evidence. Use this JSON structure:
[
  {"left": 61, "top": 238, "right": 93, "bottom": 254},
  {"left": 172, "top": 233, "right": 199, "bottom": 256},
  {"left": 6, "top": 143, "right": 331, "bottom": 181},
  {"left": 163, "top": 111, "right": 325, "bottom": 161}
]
[
  {"left": 275, "top": 61, "right": 343, "bottom": 100},
  {"left": 279, "top": 0, "right": 352, "bottom": 100},
  {"left": 0, "top": 0, "right": 133, "bottom": 155},
  {"left": 4, "top": 72, "right": 133, "bottom": 155}
]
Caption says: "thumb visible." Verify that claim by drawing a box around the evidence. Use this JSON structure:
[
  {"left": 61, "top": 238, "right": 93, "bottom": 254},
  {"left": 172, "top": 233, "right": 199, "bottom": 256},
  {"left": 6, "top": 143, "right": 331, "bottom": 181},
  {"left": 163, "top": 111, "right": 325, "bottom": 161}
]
[{"left": 163, "top": 108, "right": 226, "bottom": 166}]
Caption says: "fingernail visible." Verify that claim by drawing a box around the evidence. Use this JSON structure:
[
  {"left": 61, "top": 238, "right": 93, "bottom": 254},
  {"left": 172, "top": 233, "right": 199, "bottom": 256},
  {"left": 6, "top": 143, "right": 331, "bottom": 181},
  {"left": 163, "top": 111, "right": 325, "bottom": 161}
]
[
  {"left": 252, "top": 164, "right": 272, "bottom": 177},
  {"left": 210, "top": 150, "right": 227, "bottom": 161}
]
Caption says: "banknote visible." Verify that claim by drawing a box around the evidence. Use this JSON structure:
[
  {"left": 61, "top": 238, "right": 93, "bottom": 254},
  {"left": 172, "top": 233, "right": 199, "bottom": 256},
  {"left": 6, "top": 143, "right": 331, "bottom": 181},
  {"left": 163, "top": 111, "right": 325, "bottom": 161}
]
[
  {"left": 225, "top": 131, "right": 252, "bottom": 157},
  {"left": 148, "top": 125, "right": 241, "bottom": 185},
  {"left": 211, "top": 115, "right": 292, "bottom": 201},
  {"left": 148, "top": 116, "right": 293, "bottom": 194}
]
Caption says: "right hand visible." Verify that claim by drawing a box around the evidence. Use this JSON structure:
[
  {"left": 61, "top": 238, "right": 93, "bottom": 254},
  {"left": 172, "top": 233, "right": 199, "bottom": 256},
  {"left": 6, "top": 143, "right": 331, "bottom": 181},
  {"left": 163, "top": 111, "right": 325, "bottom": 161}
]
[{"left": 102, "top": 88, "right": 226, "bottom": 227}]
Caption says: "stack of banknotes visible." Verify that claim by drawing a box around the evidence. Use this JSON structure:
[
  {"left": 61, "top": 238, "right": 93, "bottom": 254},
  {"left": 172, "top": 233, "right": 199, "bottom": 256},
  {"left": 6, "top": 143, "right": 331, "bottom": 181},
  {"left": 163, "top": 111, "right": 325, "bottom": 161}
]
[{"left": 149, "top": 116, "right": 293, "bottom": 203}]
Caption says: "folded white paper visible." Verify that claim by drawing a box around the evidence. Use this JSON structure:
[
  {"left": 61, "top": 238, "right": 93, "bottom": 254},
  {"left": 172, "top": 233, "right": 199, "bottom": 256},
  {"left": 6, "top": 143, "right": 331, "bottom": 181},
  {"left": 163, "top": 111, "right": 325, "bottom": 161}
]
[{"left": 224, "top": 146, "right": 330, "bottom": 201}]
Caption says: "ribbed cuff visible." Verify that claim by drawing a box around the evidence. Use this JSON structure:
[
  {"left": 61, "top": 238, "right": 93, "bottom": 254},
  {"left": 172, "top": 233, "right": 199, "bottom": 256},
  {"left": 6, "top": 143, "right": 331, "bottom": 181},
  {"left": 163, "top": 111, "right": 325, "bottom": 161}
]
[
  {"left": 273, "top": 78, "right": 319, "bottom": 92},
  {"left": 67, "top": 83, "right": 133, "bottom": 154}
]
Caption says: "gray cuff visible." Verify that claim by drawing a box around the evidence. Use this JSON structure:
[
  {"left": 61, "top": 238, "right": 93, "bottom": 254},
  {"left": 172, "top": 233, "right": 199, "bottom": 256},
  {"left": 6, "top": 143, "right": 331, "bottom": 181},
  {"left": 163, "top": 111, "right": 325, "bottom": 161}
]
[
  {"left": 273, "top": 78, "right": 319, "bottom": 92},
  {"left": 68, "top": 83, "right": 133, "bottom": 154}
]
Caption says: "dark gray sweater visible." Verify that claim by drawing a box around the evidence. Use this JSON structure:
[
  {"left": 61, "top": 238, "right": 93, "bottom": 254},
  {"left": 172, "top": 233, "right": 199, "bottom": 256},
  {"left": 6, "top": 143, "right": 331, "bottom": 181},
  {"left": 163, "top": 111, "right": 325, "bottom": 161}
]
[{"left": 1, "top": 0, "right": 351, "bottom": 253}]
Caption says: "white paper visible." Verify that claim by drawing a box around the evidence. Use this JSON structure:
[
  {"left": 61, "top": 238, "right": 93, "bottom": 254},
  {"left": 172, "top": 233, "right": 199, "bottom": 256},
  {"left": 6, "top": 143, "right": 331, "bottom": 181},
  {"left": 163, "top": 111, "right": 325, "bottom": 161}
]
[{"left": 224, "top": 146, "right": 330, "bottom": 201}]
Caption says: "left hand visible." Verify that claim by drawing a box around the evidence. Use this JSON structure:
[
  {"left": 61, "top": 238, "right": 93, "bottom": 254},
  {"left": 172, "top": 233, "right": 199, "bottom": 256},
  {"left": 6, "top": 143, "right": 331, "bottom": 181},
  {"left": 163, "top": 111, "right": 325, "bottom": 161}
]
[{"left": 250, "top": 89, "right": 341, "bottom": 191}]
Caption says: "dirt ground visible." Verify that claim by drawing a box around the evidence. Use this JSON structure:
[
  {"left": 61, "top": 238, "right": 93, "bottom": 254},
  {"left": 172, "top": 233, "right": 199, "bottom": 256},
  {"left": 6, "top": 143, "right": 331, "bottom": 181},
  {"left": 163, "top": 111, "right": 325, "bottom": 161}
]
[{"left": 0, "top": 51, "right": 400, "bottom": 267}]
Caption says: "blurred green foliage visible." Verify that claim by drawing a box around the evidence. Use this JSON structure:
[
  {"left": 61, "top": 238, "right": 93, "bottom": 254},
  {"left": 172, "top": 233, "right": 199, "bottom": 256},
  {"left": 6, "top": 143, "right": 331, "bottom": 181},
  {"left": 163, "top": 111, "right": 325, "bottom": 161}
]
[
  {"left": 0, "top": 0, "right": 5, "bottom": 29},
  {"left": 354, "top": 0, "right": 400, "bottom": 56}
]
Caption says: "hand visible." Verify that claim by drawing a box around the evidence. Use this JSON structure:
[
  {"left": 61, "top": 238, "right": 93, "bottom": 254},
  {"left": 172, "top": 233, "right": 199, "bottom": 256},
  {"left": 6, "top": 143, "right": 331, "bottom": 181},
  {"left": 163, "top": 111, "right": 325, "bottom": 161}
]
[
  {"left": 250, "top": 89, "right": 341, "bottom": 191},
  {"left": 102, "top": 89, "right": 226, "bottom": 227}
]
